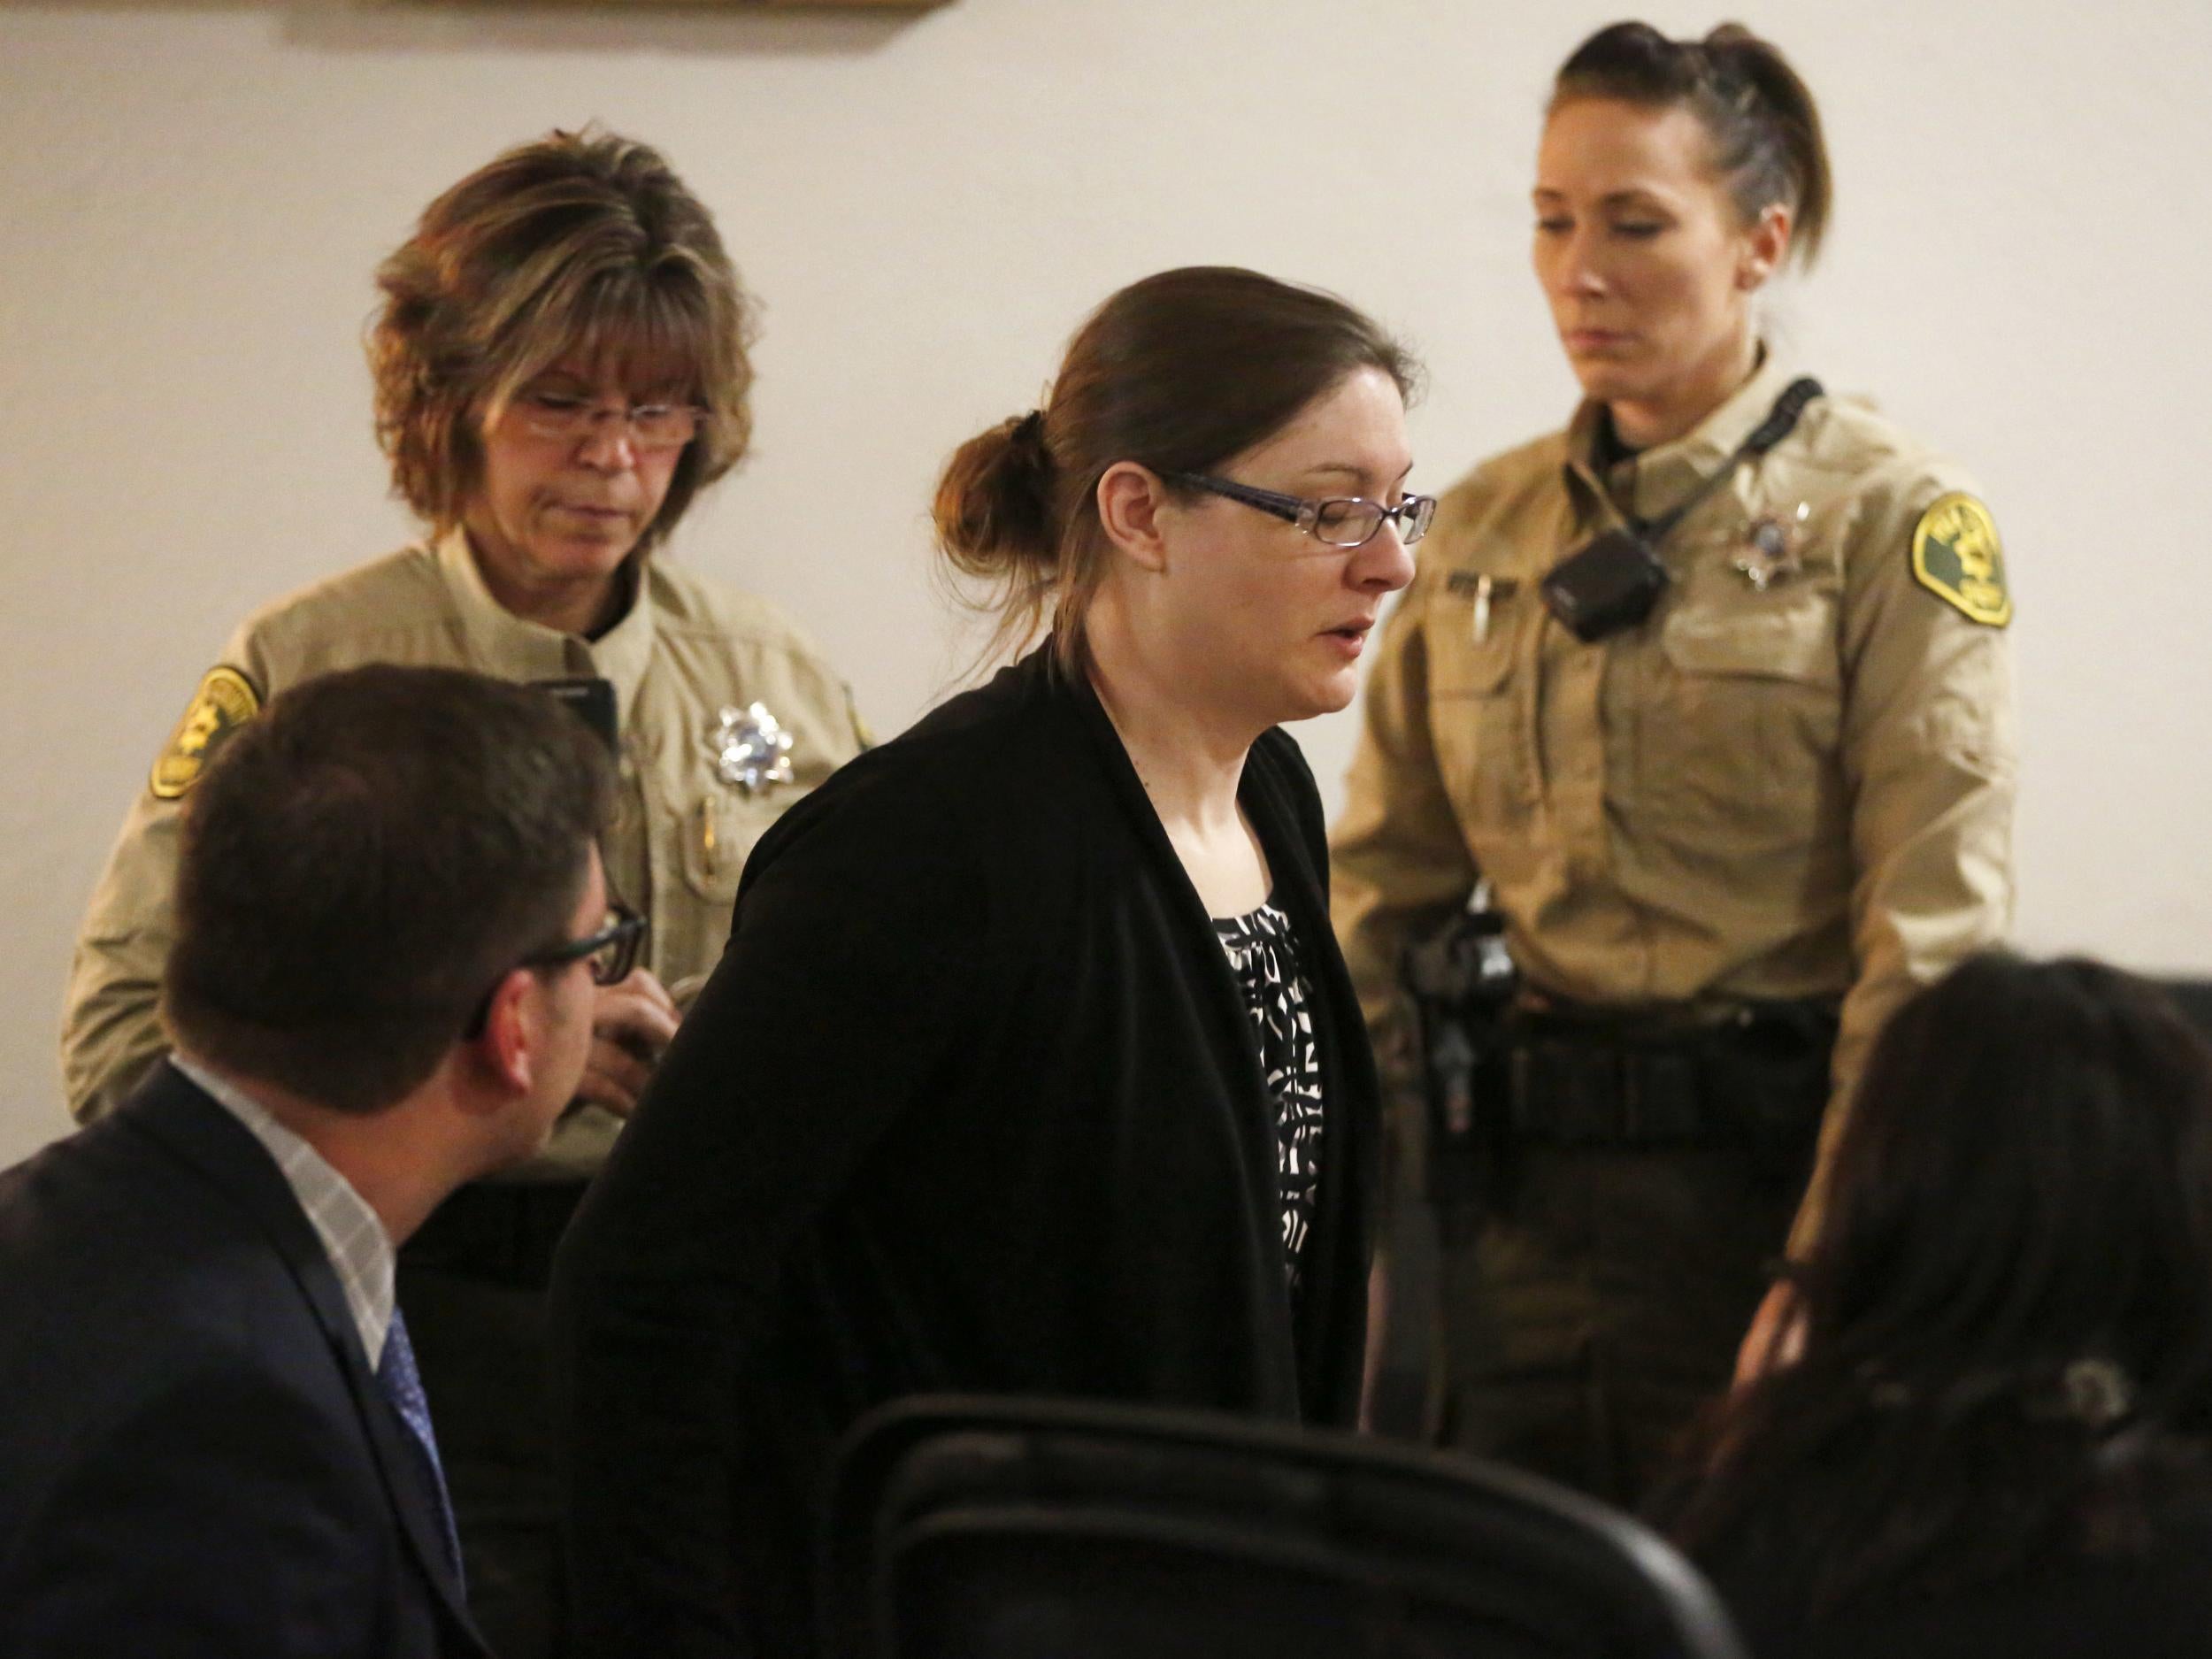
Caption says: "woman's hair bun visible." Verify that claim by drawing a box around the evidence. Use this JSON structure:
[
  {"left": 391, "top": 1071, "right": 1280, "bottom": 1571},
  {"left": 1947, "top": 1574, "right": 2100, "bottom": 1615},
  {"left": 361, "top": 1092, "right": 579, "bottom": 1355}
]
[{"left": 932, "top": 409, "right": 1060, "bottom": 585}]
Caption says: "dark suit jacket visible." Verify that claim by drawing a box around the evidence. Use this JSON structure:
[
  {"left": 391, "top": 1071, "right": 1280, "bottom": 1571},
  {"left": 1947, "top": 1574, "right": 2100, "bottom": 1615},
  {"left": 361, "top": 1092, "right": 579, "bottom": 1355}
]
[
  {"left": 0, "top": 1063, "right": 488, "bottom": 1658},
  {"left": 555, "top": 647, "right": 1380, "bottom": 1656}
]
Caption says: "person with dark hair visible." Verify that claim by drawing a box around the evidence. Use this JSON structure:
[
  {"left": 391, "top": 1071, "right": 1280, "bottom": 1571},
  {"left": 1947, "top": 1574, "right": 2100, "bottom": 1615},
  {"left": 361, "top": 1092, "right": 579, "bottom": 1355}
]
[
  {"left": 0, "top": 664, "right": 619, "bottom": 1658},
  {"left": 58, "top": 127, "right": 866, "bottom": 1655},
  {"left": 1334, "top": 19, "right": 2016, "bottom": 1502},
  {"left": 1660, "top": 952, "right": 2212, "bottom": 1655},
  {"left": 554, "top": 265, "right": 1421, "bottom": 1655}
]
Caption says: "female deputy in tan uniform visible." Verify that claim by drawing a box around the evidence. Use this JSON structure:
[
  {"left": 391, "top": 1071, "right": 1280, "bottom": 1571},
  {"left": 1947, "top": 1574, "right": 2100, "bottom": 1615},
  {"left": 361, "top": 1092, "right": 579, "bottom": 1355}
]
[
  {"left": 1333, "top": 21, "right": 2015, "bottom": 1503},
  {"left": 60, "top": 128, "right": 865, "bottom": 1656}
]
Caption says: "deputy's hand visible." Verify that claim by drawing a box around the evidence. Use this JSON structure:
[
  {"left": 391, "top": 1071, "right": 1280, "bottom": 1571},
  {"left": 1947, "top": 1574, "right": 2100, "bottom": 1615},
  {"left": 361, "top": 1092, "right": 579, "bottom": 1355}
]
[
  {"left": 1734, "top": 1279, "right": 1807, "bottom": 1387},
  {"left": 577, "top": 969, "right": 681, "bottom": 1119}
]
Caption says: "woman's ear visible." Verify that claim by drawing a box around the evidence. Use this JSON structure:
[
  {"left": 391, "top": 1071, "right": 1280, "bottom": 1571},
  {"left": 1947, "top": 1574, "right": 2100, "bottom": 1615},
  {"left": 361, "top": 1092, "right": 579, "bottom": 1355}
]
[
  {"left": 1094, "top": 461, "right": 1174, "bottom": 574},
  {"left": 1738, "top": 201, "right": 1793, "bottom": 290}
]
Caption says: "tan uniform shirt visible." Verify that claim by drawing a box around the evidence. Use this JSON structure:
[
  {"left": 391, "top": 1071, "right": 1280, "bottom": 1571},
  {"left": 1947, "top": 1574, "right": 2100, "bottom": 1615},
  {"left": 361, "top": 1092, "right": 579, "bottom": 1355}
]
[
  {"left": 1333, "top": 352, "right": 2016, "bottom": 1245},
  {"left": 63, "top": 529, "right": 868, "bottom": 1179}
]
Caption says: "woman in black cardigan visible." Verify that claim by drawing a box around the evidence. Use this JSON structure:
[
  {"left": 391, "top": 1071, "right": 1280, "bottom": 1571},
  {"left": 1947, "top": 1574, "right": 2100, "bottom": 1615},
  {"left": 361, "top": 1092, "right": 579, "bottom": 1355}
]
[{"left": 553, "top": 266, "right": 1430, "bottom": 1655}]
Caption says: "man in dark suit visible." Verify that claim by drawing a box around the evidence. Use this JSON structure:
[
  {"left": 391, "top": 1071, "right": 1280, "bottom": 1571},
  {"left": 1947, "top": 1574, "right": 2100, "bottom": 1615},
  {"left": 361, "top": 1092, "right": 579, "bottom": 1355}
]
[{"left": 0, "top": 664, "right": 622, "bottom": 1658}]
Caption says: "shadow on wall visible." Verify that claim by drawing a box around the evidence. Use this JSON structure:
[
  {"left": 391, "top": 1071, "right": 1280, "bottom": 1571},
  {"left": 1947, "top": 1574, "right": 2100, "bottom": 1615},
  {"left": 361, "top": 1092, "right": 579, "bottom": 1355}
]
[{"left": 0, "top": 0, "right": 938, "bottom": 60}]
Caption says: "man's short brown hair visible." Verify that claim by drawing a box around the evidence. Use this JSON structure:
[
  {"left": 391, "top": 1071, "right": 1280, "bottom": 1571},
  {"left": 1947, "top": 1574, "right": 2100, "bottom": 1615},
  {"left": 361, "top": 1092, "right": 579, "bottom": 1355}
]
[{"left": 163, "top": 665, "right": 615, "bottom": 1113}]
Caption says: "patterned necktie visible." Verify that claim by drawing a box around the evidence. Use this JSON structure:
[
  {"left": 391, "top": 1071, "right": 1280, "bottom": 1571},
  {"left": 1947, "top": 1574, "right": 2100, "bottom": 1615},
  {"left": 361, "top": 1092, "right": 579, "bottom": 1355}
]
[{"left": 375, "top": 1307, "right": 465, "bottom": 1591}]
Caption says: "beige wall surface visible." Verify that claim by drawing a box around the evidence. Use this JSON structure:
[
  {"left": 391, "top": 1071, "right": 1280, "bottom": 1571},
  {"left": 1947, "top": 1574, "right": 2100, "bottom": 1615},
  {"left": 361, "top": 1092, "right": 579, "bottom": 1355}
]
[{"left": 4, "top": 0, "right": 2208, "bottom": 1164}]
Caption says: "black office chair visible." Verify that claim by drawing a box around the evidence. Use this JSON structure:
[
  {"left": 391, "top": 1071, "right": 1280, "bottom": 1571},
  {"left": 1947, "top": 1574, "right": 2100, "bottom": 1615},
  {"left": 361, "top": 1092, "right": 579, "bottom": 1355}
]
[
  {"left": 822, "top": 1394, "right": 1747, "bottom": 1659},
  {"left": 2154, "top": 977, "right": 2212, "bottom": 1043}
]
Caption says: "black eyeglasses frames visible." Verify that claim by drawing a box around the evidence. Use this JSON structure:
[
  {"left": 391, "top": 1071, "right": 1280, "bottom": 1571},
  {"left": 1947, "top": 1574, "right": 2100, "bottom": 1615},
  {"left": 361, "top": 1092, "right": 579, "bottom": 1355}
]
[{"left": 461, "top": 902, "right": 647, "bottom": 1040}]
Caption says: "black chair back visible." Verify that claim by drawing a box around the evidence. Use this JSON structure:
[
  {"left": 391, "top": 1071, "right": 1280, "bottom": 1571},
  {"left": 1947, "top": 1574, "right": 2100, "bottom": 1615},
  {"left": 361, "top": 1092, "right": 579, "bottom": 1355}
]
[
  {"left": 823, "top": 1395, "right": 1747, "bottom": 1659},
  {"left": 2154, "top": 977, "right": 2212, "bottom": 1044}
]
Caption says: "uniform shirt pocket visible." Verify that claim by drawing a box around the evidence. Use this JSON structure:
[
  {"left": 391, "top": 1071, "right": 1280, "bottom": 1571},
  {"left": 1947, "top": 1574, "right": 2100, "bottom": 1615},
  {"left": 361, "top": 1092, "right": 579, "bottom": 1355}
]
[
  {"left": 1422, "top": 596, "right": 1537, "bottom": 826},
  {"left": 680, "top": 777, "right": 783, "bottom": 904},
  {"left": 1641, "top": 596, "right": 1844, "bottom": 852},
  {"left": 1662, "top": 601, "right": 1836, "bottom": 682}
]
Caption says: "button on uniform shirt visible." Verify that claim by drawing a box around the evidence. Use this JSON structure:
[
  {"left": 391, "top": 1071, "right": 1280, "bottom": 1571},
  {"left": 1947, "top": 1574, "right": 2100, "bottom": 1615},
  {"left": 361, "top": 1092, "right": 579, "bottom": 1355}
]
[
  {"left": 64, "top": 530, "right": 869, "bottom": 1179},
  {"left": 1333, "top": 351, "right": 2016, "bottom": 1245}
]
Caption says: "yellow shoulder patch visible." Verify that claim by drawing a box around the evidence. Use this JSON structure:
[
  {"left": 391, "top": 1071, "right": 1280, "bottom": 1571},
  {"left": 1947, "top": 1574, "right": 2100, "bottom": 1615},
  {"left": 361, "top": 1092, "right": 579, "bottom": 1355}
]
[
  {"left": 150, "top": 666, "right": 261, "bottom": 800},
  {"left": 1910, "top": 493, "right": 2011, "bottom": 627}
]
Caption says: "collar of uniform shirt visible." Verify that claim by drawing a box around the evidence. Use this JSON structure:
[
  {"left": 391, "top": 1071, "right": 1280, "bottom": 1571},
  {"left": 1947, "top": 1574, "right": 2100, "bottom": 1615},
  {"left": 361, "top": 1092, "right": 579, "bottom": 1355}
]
[
  {"left": 434, "top": 524, "right": 657, "bottom": 726},
  {"left": 1563, "top": 344, "right": 1801, "bottom": 531}
]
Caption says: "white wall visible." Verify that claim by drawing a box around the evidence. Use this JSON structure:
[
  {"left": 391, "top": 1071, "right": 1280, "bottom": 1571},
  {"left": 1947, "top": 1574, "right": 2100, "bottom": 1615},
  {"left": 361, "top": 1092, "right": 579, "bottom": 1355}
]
[{"left": 4, "top": 0, "right": 2208, "bottom": 1165}]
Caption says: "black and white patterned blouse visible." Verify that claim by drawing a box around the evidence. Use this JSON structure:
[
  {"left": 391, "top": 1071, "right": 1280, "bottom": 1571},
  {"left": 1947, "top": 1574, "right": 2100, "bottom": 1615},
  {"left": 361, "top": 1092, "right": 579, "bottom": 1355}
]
[{"left": 1214, "top": 900, "right": 1325, "bottom": 1301}]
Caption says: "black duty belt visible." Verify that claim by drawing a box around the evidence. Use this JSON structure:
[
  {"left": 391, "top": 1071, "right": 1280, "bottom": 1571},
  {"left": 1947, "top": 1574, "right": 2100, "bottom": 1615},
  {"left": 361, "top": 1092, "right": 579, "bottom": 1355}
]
[
  {"left": 1493, "top": 999, "right": 1838, "bottom": 1152},
  {"left": 398, "top": 1178, "right": 588, "bottom": 1288},
  {"left": 1506, "top": 1037, "right": 1706, "bottom": 1145}
]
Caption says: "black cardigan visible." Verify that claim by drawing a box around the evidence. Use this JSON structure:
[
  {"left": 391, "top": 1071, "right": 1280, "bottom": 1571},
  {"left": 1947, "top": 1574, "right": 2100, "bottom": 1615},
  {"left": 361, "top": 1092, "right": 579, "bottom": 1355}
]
[{"left": 553, "top": 649, "right": 1379, "bottom": 1657}]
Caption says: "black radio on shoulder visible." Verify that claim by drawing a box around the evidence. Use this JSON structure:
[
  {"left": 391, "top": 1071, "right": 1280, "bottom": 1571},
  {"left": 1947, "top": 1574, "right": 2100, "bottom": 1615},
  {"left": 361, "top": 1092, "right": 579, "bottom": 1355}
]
[
  {"left": 532, "top": 676, "right": 619, "bottom": 754},
  {"left": 1540, "top": 527, "right": 1670, "bottom": 643}
]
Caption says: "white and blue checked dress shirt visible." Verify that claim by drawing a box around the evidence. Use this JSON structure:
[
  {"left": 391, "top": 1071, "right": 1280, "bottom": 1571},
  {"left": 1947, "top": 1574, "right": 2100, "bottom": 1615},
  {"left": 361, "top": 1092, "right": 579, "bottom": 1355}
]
[{"left": 173, "top": 1055, "right": 465, "bottom": 1584}]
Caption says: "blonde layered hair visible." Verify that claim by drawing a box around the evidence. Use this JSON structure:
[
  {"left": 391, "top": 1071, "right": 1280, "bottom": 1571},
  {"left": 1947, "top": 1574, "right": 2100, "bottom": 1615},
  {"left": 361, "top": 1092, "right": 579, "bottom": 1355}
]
[{"left": 370, "top": 127, "right": 757, "bottom": 554}]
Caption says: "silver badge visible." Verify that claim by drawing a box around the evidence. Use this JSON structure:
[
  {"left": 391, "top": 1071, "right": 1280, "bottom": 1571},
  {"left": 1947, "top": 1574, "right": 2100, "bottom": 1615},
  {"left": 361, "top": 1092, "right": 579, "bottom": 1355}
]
[
  {"left": 709, "top": 702, "right": 794, "bottom": 796},
  {"left": 1733, "top": 502, "right": 1810, "bottom": 592}
]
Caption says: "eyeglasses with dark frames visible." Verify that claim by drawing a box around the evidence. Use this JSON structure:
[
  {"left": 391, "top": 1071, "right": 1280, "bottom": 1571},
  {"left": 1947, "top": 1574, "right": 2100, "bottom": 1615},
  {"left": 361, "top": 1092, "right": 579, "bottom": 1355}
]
[
  {"left": 1165, "top": 472, "right": 1438, "bottom": 549},
  {"left": 460, "top": 901, "right": 647, "bottom": 1040}
]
